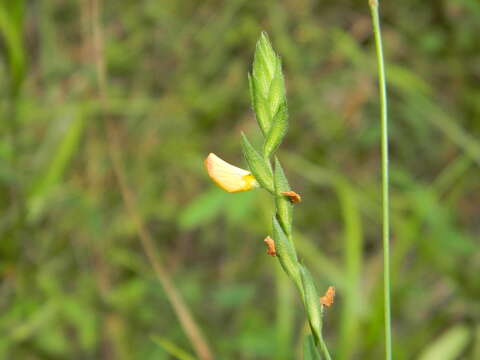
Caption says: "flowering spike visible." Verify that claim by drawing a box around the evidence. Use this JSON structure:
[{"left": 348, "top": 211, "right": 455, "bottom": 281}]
[{"left": 204, "top": 153, "right": 259, "bottom": 193}]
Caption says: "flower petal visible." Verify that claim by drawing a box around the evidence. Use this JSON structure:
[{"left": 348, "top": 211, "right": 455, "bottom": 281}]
[{"left": 204, "top": 153, "right": 258, "bottom": 193}]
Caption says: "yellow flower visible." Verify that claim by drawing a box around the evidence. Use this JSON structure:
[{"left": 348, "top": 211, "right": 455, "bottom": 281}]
[{"left": 204, "top": 153, "right": 259, "bottom": 193}]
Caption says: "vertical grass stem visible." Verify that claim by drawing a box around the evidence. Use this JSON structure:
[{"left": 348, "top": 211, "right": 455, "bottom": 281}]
[{"left": 368, "top": 1, "right": 392, "bottom": 359}]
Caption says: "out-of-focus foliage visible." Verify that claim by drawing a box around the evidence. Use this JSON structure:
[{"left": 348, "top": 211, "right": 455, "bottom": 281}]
[{"left": 1, "top": 0, "right": 479, "bottom": 359}]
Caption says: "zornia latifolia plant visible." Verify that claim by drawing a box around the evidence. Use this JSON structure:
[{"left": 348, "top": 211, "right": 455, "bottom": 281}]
[{"left": 204, "top": 33, "right": 334, "bottom": 359}]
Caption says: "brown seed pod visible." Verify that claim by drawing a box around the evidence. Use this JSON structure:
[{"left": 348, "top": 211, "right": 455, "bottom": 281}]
[
  {"left": 320, "top": 286, "right": 335, "bottom": 307},
  {"left": 263, "top": 236, "right": 276, "bottom": 256},
  {"left": 280, "top": 191, "right": 302, "bottom": 203}
]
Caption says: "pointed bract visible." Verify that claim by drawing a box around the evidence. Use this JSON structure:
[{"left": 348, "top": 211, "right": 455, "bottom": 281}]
[
  {"left": 274, "top": 157, "right": 293, "bottom": 236},
  {"left": 264, "top": 102, "right": 288, "bottom": 157},
  {"left": 250, "top": 32, "right": 288, "bottom": 142},
  {"left": 241, "top": 133, "right": 274, "bottom": 193},
  {"left": 300, "top": 265, "right": 323, "bottom": 343},
  {"left": 272, "top": 215, "right": 301, "bottom": 290}
]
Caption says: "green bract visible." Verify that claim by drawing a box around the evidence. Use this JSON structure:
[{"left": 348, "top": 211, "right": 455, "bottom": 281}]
[
  {"left": 300, "top": 265, "right": 323, "bottom": 343},
  {"left": 274, "top": 157, "right": 292, "bottom": 236},
  {"left": 252, "top": 32, "right": 277, "bottom": 101},
  {"left": 272, "top": 215, "right": 301, "bottom": 289},
  {"left": 240, "top": 133, "right": 274, "bottom": 193},
  {"left": 264, "top": 102, "right": 288, "bottom": 158},
  {"left": 250, "top": 32, "right": 288, "bottom": 156}
]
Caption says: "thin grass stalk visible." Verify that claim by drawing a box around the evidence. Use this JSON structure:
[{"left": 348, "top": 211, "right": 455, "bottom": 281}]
[{"left": 368, "top": 1, "right": 392, "bottom": 359}]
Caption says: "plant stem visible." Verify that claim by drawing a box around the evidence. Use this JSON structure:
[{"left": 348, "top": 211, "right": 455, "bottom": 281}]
[
  {"left": 318, "top": 332, "right": 332, "bottom": 360},
  {"left": 368, "top": 1, "right": 392, "bottom": 360}
]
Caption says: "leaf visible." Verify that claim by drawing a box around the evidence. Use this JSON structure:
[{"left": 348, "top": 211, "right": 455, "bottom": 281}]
[
  {"left": 27, "top": 113, "right": 85, "bottom": 220},
  {"left": 178, "top": 188, "right": 227, "bottom": 230},
  {"left": 272, "top": 215, "right": 301, "bottom": 290},
  {"left": 274, "top": 157, "right": 292, "bottom": 236},
  {"left": 300, "top": 265, "right": 323, "bottom": 343},
  {"left": 152, "top": 336, "right": 196, "bottom": 360},
  {"left": 225, "top": 190, "right": 255, "bottom": 225},
  {"left": 241, "top": 133, "right": 274, "bottom": 193},
  {"left": 303, "top": 334, "right": 321, "bottom": 360},
  {"left": 418, "top": 325, "right": 470, "bottom": 360},
  {"left": 0, "top": 1, "right": 26, "bottom": 92},
  {"left": 264, "top": 102, "right": 288, "bottom": 158}
]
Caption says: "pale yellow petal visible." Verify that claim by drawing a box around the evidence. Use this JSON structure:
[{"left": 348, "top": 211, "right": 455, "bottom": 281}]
[{"left": 204, "top": 153, "right": 258, "bottom": 193}]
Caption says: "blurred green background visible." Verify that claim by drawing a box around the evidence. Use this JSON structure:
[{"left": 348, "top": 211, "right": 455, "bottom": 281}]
[{"left": 1, "top": 0, "right": 479, "bottom": 359}]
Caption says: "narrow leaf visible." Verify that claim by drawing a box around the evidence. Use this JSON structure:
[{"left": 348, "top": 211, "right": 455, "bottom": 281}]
[
  {"left": 418, "top": 325, "right": 470, "bottom": 360},
  {"left": 241, "top": 133, "right": 274, "bottom": 193},
  {"left": 274, "top": 157, "right": 292, "bottom": 236},
  {"left": 152, "top": 336, "right": 196, "bottom": 360},
  {"left": 178, "top": 188, "right": 227, "bottom": 230}
]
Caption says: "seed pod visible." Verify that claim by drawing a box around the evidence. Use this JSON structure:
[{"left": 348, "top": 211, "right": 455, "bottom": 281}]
[
  {"left": 272, "top": 215, "right": 301, "bottom": 289},
  {"left": 274, "top": 157, "right": 292, "bottom": 236},
  {"left": 281, "top": 191, "right": 302, "bottom": 204},
  {"left": 300, "top": 265, "right": 323, "bottom": 343},
  {"left": 263, "top": 236, "right": 276, "bottom": 256},
  {"left": 241, "top": 133, "right": 274, "bottom": 193}
]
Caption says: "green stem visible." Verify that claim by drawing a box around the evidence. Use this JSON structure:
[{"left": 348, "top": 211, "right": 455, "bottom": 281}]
[
  {"left": 368, "top": 1, "right": 392, "bottom": 360},
  {"left": 318, "top": 331, "right": 332, "bottom": 360}
]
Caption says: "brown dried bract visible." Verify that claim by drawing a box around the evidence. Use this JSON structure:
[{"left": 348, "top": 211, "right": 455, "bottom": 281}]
[
  {"left": 280, "top": 191, "right": 302, "bottom": 203},
  {"left": 263, "top": 236, "right": 276, "bottom": 256},
  {"left": 320, "top": 286, "right": 335, "bottom": 307}
]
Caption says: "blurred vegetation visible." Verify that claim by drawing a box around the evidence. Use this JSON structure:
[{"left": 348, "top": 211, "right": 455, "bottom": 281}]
[{"left": 1, "top": 0, "right": 479, "bottom": 359}]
